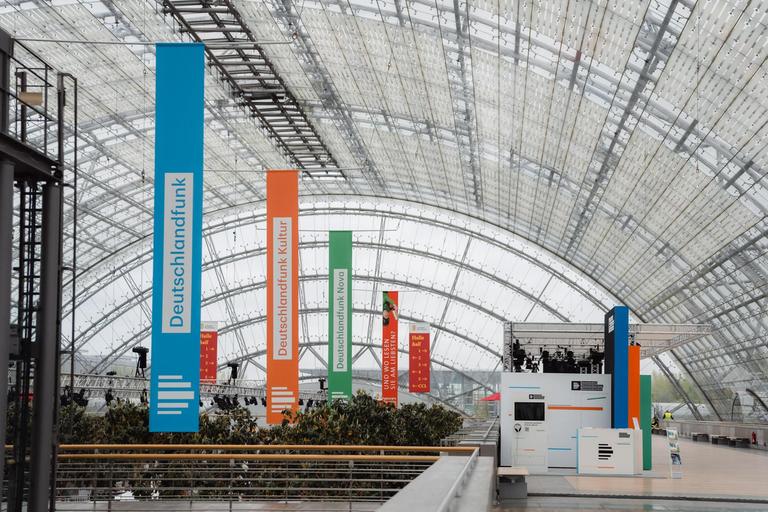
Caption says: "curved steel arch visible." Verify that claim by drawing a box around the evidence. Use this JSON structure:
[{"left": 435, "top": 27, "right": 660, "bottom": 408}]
[
  {"left": 41, "top": 0, "right": 765, "bottom": 221},
  {"left": 71, "top": 236, "right": 567, "bottom": 348},
  {"left": 216, "top": 304, "right": 503, "bottom": 359},
  {"left": 339, "top": 376, "right": 470, "bottom": 417},
  {"left": 68, "top": 198, "right": 613, "bottom": 318},
  {"left": 90, "top": 310, "right": 495, "bottom": 395},
  {"left": 222, "top": 337, "right": 495, "bottom": 395},
  {"left": 82, "top": 273, "right": 511, "bottom": 375}
]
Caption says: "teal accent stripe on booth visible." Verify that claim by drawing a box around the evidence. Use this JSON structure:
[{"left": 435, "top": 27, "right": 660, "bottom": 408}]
[
  {"left": 149, "top": 43, "right": 205, "bottom": 433},
  {"left": 641, "top": 374, "right": 652, "bottom": 470}
]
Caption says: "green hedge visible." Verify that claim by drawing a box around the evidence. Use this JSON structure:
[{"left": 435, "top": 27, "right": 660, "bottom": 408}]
[{"left": 51, "top": 391, "right": 462, "bottom": 446}]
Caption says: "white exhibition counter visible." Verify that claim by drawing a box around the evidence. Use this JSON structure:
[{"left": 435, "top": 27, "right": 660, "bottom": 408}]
[{"left": 577, "top": 427, "right": 642, "bottom": 475}]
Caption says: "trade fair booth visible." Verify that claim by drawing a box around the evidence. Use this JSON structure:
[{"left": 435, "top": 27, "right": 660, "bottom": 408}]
[{"left": 498, "top": 308, "right": 709, "bottom": 483}]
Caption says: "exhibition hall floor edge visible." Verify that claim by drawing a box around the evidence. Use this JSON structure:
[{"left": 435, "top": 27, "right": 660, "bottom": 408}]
[{"left": 524, "top": 436, "right": 768, "bottom": 503}]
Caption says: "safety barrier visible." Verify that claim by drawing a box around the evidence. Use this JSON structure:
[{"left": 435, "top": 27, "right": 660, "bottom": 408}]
[{"left": 4, "top": 444, "right": 476, "bottom": 510}]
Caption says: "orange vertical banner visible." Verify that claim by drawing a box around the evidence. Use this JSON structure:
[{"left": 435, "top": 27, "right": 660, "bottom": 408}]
[
  {"left": 382, "top": 291, "right": 399, "bottom": 405},
  {"left": 266, "top": 170, "right": 299, "bottom": 424},
  {"left": 628, "top": 344, "right": 641, "bottom": 428}
]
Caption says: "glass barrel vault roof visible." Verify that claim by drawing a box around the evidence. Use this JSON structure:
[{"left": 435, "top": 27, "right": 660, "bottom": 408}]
[{"left": 1, "top": 0, "right": 768, "bottom": 420}]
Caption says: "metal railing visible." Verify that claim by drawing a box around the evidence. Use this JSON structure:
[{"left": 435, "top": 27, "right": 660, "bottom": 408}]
[
  {"left": 441, "top": 417, "right": 499, "bottom": 447},
  {"left": 5, "top": 444, "right": 475, "bottom": 510}
]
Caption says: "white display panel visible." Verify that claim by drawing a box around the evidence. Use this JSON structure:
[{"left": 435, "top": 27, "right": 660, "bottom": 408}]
[
  {"left": 577, "top": 428, "right": 641, "bottom": 476},
  {"left": 500, "top": 372, "right": 611, "bottom": 469}
]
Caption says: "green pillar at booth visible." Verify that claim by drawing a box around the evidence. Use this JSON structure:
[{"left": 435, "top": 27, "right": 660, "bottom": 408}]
[{"left": 640, "top": 374, "right": 652, "bottom": 470}]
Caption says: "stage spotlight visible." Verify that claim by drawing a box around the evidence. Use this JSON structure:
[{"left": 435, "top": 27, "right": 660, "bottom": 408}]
[
  {"left": 227, "top": 362, "right": 239, "bottom": 384},
  {"left": 132, "top": 346, "right": 149, "bottom": 378},
  {"left": 73, "top": 389, "right": 89, "bottom": 407}
]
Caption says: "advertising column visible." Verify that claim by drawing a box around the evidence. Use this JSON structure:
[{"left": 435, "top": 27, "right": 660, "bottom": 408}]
[
  {"left": 409, "top": 322, "right": 430, "bottom": 393},
  {"left": 266, "top": 170, "right": 299, "bottom": 424},
  {"left": 382, "top": 291, "right": 399, "bottom": 405},
  {"left": 200, "top": 322, "right": 218, "bottom": 383},
  {"left": 149, "top": 43, "right": 204, "bottom": 433},
  {"left": 328, "top": 231, "right": 352, "bottom": 401}
]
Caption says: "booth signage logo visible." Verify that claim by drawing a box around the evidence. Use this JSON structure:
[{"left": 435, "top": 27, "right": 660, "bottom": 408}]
[
  {"left": 272, "top": 216, "right": 293, "bottom": 360},
  {"left": 528, "top": 393, "right": 545, "bottom": 400},
  {"left": 162, "top": 172, "right": 194, "bottom": 333},
  {"left": 572, "top": 380, "right": 604, "bottom": 392},
  {"left": 332, "top": 268, "right": 348, "bottom": 371}
]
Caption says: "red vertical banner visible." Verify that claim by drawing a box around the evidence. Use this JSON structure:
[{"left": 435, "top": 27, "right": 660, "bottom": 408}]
[
  {"left": 266, "top": 170, "right": 299, "bottom": 424},
  {"left": 409, "top": 322, "right": 430, "bottom": 393},
  {"left": 382, "top": 291, "right": 399, "bottom": 405},
  {"left": 200, "top": 321, "right": 218, "bottom": 383}
]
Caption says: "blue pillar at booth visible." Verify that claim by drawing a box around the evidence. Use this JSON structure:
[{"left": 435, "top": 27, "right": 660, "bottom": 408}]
[{"left": 604, "top": 306, "right": 629, "bottom": 428}]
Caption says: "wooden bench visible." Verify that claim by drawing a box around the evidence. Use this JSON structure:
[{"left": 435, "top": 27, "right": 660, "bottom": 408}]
[
  {"left": 733, "top": 437, "right": 751, "bottom": 448},
  {"left": 497, "top": 467, "right": 528, "bottom": 500}
]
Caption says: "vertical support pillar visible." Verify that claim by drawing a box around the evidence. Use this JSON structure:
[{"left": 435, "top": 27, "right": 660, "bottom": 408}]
[
  {"left": 604, "top": 306, "right": 629, "bottom": 428},
  {"left": 640, "top": 374, "right": 652, "bottom": 470},
  {"left": 628, "top": 344, "right": 641, "bottom": 427},
  {"left": 0, "top": 28, "right": 12, "bottom": 133},
  {"left": 0, "top": 160, "right": 13, "bottom": 498},
  {"left": 28, "top": 182, "right": 63, "bottom": 512}
]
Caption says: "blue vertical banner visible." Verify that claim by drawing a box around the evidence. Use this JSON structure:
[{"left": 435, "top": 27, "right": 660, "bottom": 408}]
[
  {"left": 150, "top": 43, "right": 205, "bottom": 432},
  {"left": 604, "top": 306, "right": 629, "bottom": 428}
]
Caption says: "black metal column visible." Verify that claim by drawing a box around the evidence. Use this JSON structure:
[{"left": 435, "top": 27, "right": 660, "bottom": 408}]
[
  {"left": 0, "top": 160, "right": 13, "bottom": 498},
  {"left": 28, "top": 182, "right": 63, "bottom": 512},
  {"left": 0, "top": 24, "right": 14, "bottom": 505},
  {"left": 0, "top": 28, "right": 12, "bottom": 132}
]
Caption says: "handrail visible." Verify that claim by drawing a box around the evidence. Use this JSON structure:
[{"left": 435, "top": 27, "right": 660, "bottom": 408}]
[
  {"left": 435, "top": 447, "right": 479, "bottom": 512},
  {"left": 5, "top": 443, "right": 474, "bottom": 453},
  {"left": 58, "top": 453, "right": 439, "bottom": 462}
]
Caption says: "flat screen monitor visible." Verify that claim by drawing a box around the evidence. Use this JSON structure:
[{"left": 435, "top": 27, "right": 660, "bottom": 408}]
[{"left": 514, "top": 402, "right": 545, "bottom": 421}]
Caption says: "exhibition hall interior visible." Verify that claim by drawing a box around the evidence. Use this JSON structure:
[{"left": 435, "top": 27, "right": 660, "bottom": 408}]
[{"left": 0, "top": 0, "right": 767, "bottom": 511}]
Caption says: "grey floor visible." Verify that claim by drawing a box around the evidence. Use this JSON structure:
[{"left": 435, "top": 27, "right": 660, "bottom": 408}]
[{"left": 493, "top": 497, "right": 768, "bottom": 511}]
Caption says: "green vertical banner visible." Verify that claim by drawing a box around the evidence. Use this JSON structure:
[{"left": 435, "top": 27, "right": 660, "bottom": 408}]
[
  {"left": 328, "top": 231, "right": 353, "bottom": 401},
  {"left": 640, "top": 374, "right": 652, "bottom": 470}
]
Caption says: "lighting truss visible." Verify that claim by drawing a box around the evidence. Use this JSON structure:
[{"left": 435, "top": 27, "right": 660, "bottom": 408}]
[{"left": 162, "top": 0, "right": 343, "bottom": 177}]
